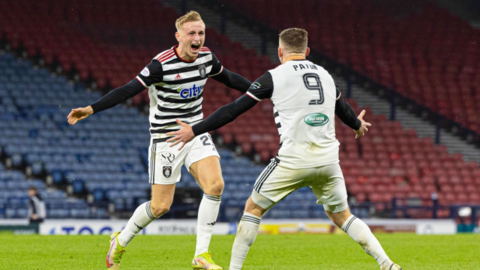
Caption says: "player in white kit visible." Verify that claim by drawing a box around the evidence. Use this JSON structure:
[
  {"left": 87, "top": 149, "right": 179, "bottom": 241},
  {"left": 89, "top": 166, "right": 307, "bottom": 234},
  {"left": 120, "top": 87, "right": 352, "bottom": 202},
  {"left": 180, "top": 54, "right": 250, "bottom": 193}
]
[
  {"left": 67, "top": 11, "right": 252, "bottom": 270},
  {"left": 168, "top": 28, "right": 402, "bottom": 270}
]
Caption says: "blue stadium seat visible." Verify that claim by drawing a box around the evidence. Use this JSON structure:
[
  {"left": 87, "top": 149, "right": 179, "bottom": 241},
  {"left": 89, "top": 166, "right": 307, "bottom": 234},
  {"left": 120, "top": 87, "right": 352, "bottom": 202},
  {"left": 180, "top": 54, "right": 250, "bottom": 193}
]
[{"left": 70, "top": 209, "right": 90, "bottom": 219}]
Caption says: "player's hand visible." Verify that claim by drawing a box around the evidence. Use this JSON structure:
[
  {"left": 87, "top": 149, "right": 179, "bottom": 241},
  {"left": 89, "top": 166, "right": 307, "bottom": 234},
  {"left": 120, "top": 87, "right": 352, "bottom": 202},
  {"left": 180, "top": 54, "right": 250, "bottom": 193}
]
[
  {"left": 166, "top": 119, "right": 195, "bottom": 150},
  {"left": 67, "top": 106, "right": 94, "bottom": 125},
  {"left": 354, "top": 110, "right": 372, "bottom": 139}
]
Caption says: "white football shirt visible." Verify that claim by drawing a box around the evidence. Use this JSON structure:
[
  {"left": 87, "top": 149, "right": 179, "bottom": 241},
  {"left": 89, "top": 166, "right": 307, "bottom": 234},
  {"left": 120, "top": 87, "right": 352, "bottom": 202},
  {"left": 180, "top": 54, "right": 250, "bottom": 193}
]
[{"left": 247, "top": 60, "right": 341, "bottom": 169}]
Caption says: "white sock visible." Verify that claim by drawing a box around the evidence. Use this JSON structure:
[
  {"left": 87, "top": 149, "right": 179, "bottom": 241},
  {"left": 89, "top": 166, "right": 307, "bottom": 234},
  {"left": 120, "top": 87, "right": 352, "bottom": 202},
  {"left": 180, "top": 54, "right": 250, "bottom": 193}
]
[
  {"left": 229, "top": 213, "right": 261, "bottom": 270},
  {"left": 341, "top": 215, "right": 391, "bottom": 266},
  {"left": 118, "top": 201, "right": 160, "bottom": 247},
  {"left": 195, "top": 194, "right": 222, "bottom": 256}
]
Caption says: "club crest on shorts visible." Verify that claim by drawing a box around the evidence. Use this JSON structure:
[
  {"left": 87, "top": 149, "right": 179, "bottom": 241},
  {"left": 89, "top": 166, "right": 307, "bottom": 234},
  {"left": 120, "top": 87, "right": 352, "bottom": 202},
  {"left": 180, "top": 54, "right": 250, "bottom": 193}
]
[
  {"left": 163, "top": 166, "right": 172, "bottom": 178},
  {"left": 198, "top": 64, "right": 207, "bottom": 78}
]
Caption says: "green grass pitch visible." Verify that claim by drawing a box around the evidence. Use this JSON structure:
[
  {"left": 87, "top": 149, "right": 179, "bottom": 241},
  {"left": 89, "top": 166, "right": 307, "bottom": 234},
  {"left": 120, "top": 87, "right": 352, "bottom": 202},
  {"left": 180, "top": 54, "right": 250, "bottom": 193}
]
[{"left": 1, "top": 233, "right": 479, "bottom": 269}]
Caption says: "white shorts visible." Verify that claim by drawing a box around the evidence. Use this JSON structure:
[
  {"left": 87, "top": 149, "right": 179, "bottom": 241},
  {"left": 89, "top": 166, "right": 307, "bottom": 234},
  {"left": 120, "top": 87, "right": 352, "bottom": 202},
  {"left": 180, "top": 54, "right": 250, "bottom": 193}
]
[
  {"left": 148, "top": 133, "right": 220, "bottom": 185},
  {"left": 252, "top": 159, "right": 348, "bottom": 209}
]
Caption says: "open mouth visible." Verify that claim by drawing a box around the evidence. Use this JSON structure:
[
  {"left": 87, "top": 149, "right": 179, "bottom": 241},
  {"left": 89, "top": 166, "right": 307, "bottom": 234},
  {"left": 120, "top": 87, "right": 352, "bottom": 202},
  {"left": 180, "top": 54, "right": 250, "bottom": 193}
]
[{"left": 191, "top": 44, "right": 201, "bottom": 52}]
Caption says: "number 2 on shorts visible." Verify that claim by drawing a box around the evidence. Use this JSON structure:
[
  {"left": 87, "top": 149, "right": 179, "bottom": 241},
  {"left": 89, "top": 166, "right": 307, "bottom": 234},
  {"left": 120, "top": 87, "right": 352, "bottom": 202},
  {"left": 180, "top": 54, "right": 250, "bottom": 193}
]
[{"left": 200, "top": 135, "right": 211, "bottom": 146}]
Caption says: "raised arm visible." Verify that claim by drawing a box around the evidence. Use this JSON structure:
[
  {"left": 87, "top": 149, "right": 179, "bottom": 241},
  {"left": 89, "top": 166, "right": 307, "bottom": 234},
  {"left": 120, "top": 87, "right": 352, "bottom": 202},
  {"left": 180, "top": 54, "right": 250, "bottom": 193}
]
[
  {"left": 192, "top": 95, "right": 257, "bottom": 135},
  {"left": 167, "top": 72, "right": 274, "bottom": 149},
  {"left": 335, "top": 88, "right": 371, "bottom": 139},
  {"left": 91, "top": 79, "right": 145, "bottom": 114},
  {"left": 209, "top": 53, "right": 251, "bottom": 93},
  {"left": 67, "top": 60, "right": 163, "bottom": 125}
]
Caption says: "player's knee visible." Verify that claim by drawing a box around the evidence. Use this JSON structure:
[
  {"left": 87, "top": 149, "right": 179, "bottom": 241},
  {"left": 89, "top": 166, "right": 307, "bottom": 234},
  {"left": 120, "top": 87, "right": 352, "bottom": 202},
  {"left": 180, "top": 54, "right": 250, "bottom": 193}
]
[
  {"left": 324, "top": 201, "right": 350, "bottom": 226},
  {"left": 150, "top": 203, "right": 170, "bottom": 217},
  {"left": 203, "top": 178, "right": 224, "bottom": 195},
  {"left": 245, "top": 196, "right": 268, "bottom": 217}
]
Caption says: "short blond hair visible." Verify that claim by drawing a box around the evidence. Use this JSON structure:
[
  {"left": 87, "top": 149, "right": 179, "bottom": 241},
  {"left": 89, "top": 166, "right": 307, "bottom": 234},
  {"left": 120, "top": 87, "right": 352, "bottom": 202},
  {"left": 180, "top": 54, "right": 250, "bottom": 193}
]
[
  {"left": 279, "top": 28, "right": 308, "bottom": 53},
  {"left": 175, "top": 11, "right": 204, "bottom": 31}
]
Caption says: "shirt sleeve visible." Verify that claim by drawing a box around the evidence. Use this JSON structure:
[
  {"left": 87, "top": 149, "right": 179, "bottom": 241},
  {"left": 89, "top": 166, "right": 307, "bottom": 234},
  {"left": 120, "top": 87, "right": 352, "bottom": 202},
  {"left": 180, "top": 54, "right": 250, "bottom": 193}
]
[
  {"left": 210, "top": 68, "right": 251, "bottom": 93},
  {"left": 246, "top": 72, "right": 274, "bottom": 101},
  {"left": 335, "top": 92, "right": 361, "bottom": 130},
  {"left": 192, "top": 94, "right": 258, "bottom": 136},
  {"left": 136, "top": 60, "right": 164, "bottom": 87},
  {"left": 90, "top": 79, "right": 145, "bottom": 114},
  {"left": 209, "top": 53, "right": 224, "bottom": 77}
]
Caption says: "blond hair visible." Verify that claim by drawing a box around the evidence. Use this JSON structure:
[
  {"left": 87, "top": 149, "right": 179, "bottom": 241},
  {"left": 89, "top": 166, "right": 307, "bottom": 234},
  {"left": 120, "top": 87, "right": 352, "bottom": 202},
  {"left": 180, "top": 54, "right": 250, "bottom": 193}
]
[
  {"left": 279, "top": 28, "right": 308, "bottom": 53},
  {"left": 175, "top": 11, "right": 204, "bottom": 31}
]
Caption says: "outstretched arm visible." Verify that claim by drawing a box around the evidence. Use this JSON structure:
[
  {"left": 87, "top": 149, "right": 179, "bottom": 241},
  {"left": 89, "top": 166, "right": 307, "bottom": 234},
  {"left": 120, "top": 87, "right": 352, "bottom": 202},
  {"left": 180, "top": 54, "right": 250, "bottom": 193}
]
[
  {"left": 167, "top": 71, "right": 274, "bottom": 149},
  {"left": 211, "top": 68, "right": 252, "bottom": 93},
  {"left": 67, "top": 79, "right": 145, "bottom": 125},
  {"left": 167, "top": 95, "right": 258, "bottom": 149},
  {"left": 194, "top": 95, "right": 257, "bottom": 134},
  {"left": 335, "top": 89, "right": 371, "bottom": 139},
  {"left": 209, "top": 53, "right": 251, "bottom": 93},
  {"left": 67, "top": 59, "right": 164, "bottom": 125},
  {"left": 91, "top": 79, "right": 145, "bottom": 114}
]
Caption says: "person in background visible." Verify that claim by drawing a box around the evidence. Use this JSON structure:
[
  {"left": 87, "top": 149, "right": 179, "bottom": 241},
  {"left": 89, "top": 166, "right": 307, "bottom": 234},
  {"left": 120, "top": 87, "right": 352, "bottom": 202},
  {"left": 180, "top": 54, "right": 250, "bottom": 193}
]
[{"left": 28, "top": 187, "right": 46, "bottom": 223}]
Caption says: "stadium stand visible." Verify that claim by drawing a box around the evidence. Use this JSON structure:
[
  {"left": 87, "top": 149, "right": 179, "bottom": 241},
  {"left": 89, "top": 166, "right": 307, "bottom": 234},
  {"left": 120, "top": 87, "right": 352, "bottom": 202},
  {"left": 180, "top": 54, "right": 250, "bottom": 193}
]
[
  {"left": 0, "top": 52, "right": 273, "bottom": 220},
  {"left": 1, "top": 0, "right": 479, "bottom": 221},
  {"left": 0, "top": 0, "right": 280, "bottom": 160},
  {"left": 220, "top": 0, "right": 480, "bottom": 134}
]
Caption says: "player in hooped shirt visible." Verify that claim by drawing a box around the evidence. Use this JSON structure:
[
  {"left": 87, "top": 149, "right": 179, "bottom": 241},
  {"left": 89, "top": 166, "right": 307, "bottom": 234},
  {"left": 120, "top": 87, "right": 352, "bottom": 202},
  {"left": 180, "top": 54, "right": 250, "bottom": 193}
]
[
  {"left": 168, "top": 28, "right": 402, "bottom": 270},
  {"left": 67, "top": 11, "right": 251, "bottom": 270}
]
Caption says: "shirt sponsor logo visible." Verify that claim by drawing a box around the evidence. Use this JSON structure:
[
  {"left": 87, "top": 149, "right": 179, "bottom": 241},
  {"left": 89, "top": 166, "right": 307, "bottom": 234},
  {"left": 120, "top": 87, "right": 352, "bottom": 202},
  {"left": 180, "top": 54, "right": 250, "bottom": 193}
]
[
  {"left": 179, "top": 84, "right": 204, "bottom": 99},
  {"left": 141, "top": 67, "right": 150, "bottom": 77},
  {"left": 304, "top": 113, "right": 329, "bottom": 126}
]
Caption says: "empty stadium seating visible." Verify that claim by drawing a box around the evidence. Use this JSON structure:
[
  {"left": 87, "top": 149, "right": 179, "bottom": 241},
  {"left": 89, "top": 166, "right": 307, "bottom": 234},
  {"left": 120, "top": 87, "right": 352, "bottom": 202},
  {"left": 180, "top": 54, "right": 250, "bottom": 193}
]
[
  {"left": 0, "top": 155, "right": 107, "bottom": 219},
  {"left": 0, "top": 52, "right": 276, "bottom": 219},
  {"left": 0, "top": 0, "right": 281, "bottom": 161},
  {"left": 222, "top": 0, "right": 480, "bottom": 133}
]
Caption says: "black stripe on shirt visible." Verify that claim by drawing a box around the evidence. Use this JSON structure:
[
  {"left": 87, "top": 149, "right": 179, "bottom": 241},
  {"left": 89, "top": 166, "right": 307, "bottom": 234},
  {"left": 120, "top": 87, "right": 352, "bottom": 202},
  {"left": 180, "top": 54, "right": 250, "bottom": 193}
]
[
  {"left": 150, "top": 129, "right": 179, "bottom": 134},
  {"left": 157, "top": 92, "right": 203, "bottom": 103},
  {"left": 163, "top": 53, "right": 210, "bottom": 65},
  {"left": 151, "top": 119, "right": 197, "bottom": 128},
  {"left": 157, "top": 103, "right": 201, "bottom": 113},
  {"left": 162, "top": 76, "right": 207, "bottom": 85},
  {"left": 162, "top": 61, "right": 213, "bottom": 75},
  {"left": 154, "top": 109, "right": 202, "bottom": 120},
  {"left": 155, "top": 85, "right": 179, "bottom": 94}
]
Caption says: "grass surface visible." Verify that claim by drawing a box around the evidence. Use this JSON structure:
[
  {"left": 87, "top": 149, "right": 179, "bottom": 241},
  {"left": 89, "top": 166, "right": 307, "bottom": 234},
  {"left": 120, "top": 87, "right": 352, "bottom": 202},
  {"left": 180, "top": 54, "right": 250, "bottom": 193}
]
[{"left": 1, "top": 233, "right": 479, "bottom": 269}]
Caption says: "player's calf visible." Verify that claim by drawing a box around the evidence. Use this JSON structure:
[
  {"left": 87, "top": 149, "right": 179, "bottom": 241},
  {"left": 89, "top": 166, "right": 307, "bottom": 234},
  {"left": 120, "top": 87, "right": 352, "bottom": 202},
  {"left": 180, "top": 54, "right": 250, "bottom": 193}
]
[
  {"left": 229, "top": 212, "right": 261, "bottom": 270},
  {"left": 229, "top": 196, "right": 268, "bottom": 270},
  {"left": 326, "top": 205, "right": 400, "bottom": 269},
  {"left": 195, "top": 194, "right": 222, "bottom": 256},
  {"left": 117, "top": 201, "right": 162, "bottom": 248},
  {"left": 150, "top": 202, "right": 170, "bottom": 217}
]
